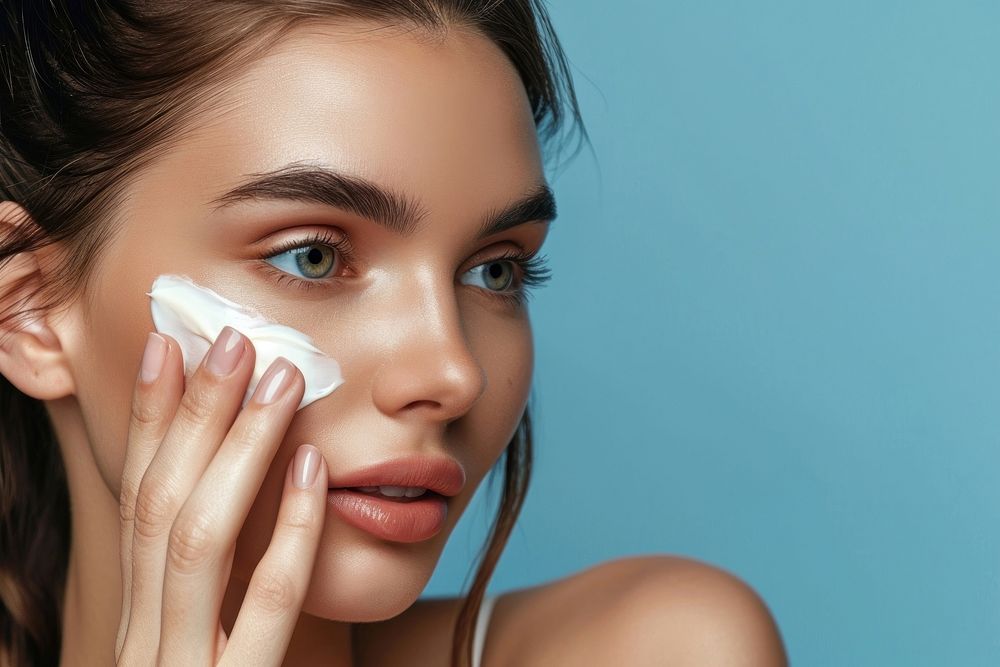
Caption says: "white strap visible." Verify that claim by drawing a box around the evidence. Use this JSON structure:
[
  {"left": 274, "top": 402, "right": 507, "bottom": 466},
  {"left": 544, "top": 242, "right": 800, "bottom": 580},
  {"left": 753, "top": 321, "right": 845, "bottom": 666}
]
[{"left": 472, "top": 593, "right": 500, "bottom": 667}]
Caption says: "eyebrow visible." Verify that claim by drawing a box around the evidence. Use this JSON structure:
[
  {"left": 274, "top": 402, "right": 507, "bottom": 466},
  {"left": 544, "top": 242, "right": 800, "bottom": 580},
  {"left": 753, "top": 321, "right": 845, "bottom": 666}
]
[{"left": 206, "top": 163, "right": 556, "bottom": 239}]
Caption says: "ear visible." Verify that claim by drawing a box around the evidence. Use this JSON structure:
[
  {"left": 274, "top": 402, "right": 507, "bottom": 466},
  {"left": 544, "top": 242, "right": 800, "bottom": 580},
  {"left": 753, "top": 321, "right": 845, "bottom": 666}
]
[{"left": 0, "top": 201, "right": 77, "bottom": 400}]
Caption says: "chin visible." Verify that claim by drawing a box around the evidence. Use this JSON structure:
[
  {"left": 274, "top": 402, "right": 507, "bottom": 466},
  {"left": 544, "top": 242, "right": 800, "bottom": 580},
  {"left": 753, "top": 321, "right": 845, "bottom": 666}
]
[{"left": 297, "top": 523, "right": 447, "bottom": 622}]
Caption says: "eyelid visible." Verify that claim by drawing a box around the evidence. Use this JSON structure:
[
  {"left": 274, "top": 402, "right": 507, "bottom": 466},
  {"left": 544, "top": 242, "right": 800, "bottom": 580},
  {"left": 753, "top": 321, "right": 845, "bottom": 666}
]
[
  {"left": 260, "top": 226, "right": 356, "bottom": 263},
  {"left": 261, "top": 227, "right": 530, "bottom": 276},
  {"left": 460, "top": 240, "right": 533, "bottom": 274}
]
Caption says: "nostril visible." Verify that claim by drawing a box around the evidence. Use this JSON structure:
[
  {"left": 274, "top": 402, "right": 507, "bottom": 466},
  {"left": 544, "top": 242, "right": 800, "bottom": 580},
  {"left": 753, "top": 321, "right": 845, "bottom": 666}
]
[{"left": 402, "top": 399, "right": 443, "bottom": 412}]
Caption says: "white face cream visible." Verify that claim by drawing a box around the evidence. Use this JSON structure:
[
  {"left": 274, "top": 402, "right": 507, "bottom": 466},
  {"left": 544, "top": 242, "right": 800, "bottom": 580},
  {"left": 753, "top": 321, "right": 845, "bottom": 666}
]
[{"left": 145, "top": 274, "right": 344, "bottom": 411}]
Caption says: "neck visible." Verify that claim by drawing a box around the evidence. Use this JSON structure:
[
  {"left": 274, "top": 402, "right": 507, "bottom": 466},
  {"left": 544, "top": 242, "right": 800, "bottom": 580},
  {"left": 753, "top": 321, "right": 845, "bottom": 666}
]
[{"left": 51, "top": 396, "right": 355, "bottom": 666}]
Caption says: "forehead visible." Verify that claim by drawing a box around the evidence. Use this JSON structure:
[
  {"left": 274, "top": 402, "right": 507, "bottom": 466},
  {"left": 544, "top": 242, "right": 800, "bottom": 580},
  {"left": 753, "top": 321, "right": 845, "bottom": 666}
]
[{"left": 136, "top": 20, "right": 544, "bottom": 220}]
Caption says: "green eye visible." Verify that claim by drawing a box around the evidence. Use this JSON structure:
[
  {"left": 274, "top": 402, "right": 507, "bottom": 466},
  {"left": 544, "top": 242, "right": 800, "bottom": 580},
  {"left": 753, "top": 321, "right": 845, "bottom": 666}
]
[
  {"left": 266, "top": 243, "right": 337, "bottom": 280},
  {"left": 461, "top": 260, "right": 515, "bottom": 292}
]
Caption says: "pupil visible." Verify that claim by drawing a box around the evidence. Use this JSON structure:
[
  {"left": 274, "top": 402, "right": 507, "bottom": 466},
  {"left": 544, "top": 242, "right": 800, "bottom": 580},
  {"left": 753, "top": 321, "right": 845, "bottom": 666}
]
[
  {"left": 294, "top": 244, "right": 334, "bottom": 279},
  {"left": 485, "top": 261, "right": 512, "bottom": 290}
]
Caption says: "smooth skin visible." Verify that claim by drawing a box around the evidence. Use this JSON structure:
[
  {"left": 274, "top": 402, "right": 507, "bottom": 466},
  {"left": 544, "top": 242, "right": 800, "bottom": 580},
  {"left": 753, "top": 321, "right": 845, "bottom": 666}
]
[{"left": 0, "top": 18, "right": 788, "bottom": 666}]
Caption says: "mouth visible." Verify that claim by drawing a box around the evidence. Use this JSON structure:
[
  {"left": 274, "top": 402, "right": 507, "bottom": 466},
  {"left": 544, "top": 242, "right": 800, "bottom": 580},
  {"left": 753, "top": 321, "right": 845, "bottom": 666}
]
[
  {"left": 325, "top": 454, "right": 465, "bottom": 543},
  {"left": 327, "top": 487, "right": 450, "bottom": 543},
  {"left": 336, "top": 486, "right": 447, "bottom": 503},
  {"left": 326, "top": 454, "right": 466, "bottom": 497}
]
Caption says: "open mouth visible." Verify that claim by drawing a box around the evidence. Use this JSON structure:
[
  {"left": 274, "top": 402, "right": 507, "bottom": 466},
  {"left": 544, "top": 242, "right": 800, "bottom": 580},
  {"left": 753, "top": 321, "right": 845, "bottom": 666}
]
[{"left": 334, "top": 487, "right": 445, "bottom": 503}]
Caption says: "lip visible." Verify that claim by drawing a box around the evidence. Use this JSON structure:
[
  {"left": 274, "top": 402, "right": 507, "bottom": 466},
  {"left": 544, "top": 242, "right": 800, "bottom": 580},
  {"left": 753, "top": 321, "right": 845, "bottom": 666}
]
[
  {"left": 327, "top": 489, "right": 449, "bottom": 543},
  {"left": 325, "top": 455, "right": 465, "bottom": 543},
  {"left": 327, "top": 455, "right": 466, "bottom": 497}
]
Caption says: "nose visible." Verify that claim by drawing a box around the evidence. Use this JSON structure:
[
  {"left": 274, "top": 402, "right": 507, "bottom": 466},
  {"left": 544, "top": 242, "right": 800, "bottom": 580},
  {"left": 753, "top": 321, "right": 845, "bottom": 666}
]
[{"left": 370, "top": 274, "right": 487, "bottom": 423}]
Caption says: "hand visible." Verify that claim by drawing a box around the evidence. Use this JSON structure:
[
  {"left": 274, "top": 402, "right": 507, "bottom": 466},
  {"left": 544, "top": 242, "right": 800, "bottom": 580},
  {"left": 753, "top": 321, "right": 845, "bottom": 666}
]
[{"left": 115, "top": 325, "right": 329, "bottom": 665}]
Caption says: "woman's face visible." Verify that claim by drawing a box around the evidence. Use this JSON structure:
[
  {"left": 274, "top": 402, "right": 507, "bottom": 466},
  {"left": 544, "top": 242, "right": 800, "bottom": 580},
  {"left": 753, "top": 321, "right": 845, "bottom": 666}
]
[{"left": 72, "top": 20, "right": 550, "bottom": 620}]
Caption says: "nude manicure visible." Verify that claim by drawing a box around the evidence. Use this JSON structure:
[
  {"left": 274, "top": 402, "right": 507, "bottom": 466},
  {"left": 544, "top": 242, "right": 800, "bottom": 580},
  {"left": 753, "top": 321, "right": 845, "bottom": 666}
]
[
  {"left": 140, "top": 332, "right": 167, "bottom": 384},
  {"left": 293, "top": 445, "right": 320, "bottom": 489},
  {"left": 255, "top": 358, "right": 293, "bottom": 405},
  {"left": 205, "top": 326, "right": 244, "bottom": 376}
]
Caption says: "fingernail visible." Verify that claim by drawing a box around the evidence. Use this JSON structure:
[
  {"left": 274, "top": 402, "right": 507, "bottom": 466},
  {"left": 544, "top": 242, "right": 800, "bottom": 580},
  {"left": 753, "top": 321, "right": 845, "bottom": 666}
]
[
  {"left": 293, "top": 444, "right": 320, "bottom": 489},
  {"left": 254, "top": 357, "right": 294, "bottom": 405},
  {"left": 140, "top": 333, "right": 168, "bottom": 384},
  {"left": 204, "top": 326, "right": 244, "bottom": 377}
]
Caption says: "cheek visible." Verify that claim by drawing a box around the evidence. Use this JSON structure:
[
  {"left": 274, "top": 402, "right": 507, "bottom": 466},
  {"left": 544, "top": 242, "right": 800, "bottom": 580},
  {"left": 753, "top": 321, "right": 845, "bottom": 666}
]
[
  {"left": 229, "top": 307, "right": 535, "bottom": 559},
  {"left": 464, "top": 311, "right": 535, "bottom": 469},
  {"left": 73, "top": 266, "right": 163, "bottom": 497},
  {"left": 491, "top": 323, "right": 534, "bottom": 423}
]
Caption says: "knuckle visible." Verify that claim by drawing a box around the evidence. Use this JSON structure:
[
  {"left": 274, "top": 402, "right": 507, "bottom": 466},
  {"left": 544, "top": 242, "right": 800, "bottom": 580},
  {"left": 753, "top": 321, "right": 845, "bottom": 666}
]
[
  {"left": 176, "top": 385, "right": 217, "bottom": 428},
  {"left": 132, "top": 479, "right": 174, "bottom": 540},
  {"left": 282, "top": 502, "right": 318, "bottom": 533},
  {"left": 230, "top": 419, "right": 269, "bottom": 455},
  {"left": 166, "top": 513, "right": 216, "bottom": 573},
  {"left": 248, "top": 568, "right": 298, "bottom": 614},
  {"left": 129, "top": 395, "right": 164, "bottom": 430},
  {"left": 118, "top": 480, "right": 140, "bottom": 526}
]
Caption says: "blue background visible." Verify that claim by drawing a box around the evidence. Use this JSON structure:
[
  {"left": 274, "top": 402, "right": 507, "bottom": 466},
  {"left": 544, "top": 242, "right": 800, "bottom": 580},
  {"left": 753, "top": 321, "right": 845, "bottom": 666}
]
[{"left": 425, "top": 2, "right": 1000, "bottom": 664}]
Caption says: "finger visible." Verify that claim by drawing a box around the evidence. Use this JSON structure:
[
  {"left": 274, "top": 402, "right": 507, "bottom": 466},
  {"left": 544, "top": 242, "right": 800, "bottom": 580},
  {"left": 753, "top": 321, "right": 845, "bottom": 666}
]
[
  {"left": 221, "top": 444, "right": 328, "bottom": 666},
  {"left": 156, "top": 357, "right": 305, "bottom": 664},
  {"left": 216, "top": 622, "right": 229, "bottom": 661},
  {"left": 122, "top": 325, "right": 255, "bottom": 660},
  {"left": 116, "top": 331, "right": 185, "bottom": 660}
]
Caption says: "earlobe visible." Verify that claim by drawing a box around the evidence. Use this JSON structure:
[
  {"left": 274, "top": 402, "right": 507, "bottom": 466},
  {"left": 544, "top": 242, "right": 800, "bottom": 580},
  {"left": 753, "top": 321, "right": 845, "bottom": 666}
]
[{"left": 0, "top": 202, "right": 76, "bottom": 400}]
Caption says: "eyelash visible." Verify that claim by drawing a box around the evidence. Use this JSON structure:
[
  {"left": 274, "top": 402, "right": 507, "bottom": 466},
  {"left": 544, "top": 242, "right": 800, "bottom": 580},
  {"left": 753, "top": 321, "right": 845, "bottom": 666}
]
[{"left": 256, "top": 229, "right": 552, "bottom": 307}]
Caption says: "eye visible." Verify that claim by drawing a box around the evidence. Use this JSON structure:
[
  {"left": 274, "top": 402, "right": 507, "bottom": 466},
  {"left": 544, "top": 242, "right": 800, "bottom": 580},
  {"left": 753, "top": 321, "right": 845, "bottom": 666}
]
[
  {"left": 459, "top": 250, "right": 553, "bottom": 307},
  {"left": 266, "top": 244, "right": 337, "bottom": 280},
  {"left": 261, "top": 230, "right": 348, "bottom": 282},
  {"left": 461, "top": 260, "right": 516, "bottom": 292}
]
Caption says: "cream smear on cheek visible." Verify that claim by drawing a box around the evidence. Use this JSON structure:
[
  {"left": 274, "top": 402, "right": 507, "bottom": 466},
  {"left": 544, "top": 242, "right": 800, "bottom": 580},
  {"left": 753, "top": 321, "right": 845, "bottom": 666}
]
[{"left": 145, "top": 274, "right": 344, "bottom": 410}]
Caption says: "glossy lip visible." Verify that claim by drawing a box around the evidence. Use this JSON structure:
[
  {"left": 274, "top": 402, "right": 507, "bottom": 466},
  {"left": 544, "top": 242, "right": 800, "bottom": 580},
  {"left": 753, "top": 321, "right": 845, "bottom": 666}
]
[
  {"left": 327, "top": 454, "right": 466, "bottom": 497},
  {"left": 327, "top": 490, "right": 448, "bottom": 543}
]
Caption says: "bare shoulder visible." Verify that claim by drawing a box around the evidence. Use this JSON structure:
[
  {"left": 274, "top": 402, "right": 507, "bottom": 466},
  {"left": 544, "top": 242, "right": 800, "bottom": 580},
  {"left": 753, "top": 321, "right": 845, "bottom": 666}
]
[
  {"left": 496, "top": 554, "right": 789, "bottom": 666},
  {"left": 352, "top": 554, "right": 788, "bottom": 667}
]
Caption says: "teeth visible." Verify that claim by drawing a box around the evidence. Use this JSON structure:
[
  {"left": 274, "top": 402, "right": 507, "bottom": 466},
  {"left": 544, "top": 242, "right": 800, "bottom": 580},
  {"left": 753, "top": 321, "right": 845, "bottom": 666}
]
[
  {"left": 378, "top": 485, "right": 427, "bottom": 498},
  {"left": 353, "top": 485, "right": 428, "bottom": 498}
]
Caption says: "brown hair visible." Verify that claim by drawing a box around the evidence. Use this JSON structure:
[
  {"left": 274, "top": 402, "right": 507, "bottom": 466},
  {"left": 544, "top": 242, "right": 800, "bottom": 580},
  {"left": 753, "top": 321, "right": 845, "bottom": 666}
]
[{"left": 0, "top": 1, "right": 586, "bottom": 665}]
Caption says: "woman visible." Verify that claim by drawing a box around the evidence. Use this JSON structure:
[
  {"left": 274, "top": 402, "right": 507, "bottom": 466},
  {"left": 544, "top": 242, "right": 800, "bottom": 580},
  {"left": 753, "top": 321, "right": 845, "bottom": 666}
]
[{"left": 0, "top": 1, "right": 788, "bottom": 665}]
